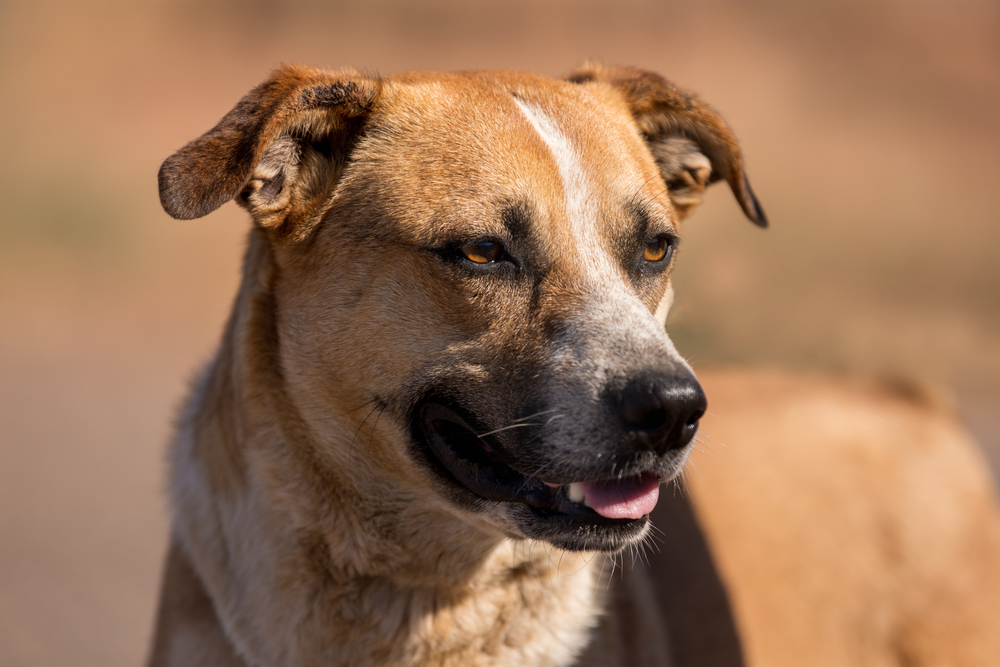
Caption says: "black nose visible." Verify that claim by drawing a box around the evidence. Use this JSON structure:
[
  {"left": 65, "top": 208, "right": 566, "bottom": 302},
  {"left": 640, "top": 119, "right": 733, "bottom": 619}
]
[{"left": 616, "top": 374, "right": 707, "bottom": 453}]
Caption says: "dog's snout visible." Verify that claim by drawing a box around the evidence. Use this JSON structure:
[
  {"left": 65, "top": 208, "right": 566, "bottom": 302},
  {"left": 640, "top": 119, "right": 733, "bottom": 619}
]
[{"left": 616, "top": 375, "right": 707, "bottom": 453}]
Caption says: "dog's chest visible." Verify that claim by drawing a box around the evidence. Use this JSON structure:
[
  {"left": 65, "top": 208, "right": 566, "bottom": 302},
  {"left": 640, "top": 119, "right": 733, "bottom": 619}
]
[{"left": 340, "top": 550, "right": 602, "bottom": 667}]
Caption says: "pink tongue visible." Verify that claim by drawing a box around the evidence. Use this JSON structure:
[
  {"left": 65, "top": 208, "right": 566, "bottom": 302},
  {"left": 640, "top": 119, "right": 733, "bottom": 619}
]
[{"left": 581, "top": 473, "right": 660, "bottom": 520}]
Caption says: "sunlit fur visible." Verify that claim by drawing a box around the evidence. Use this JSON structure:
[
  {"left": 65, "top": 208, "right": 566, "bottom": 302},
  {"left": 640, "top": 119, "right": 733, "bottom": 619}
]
[{"left": 148, "top": 61, "right": 755, "bottom": 667}]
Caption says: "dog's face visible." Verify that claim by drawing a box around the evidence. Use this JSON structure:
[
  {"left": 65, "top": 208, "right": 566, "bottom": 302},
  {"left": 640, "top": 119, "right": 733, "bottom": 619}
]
[{"left": 160, "top": 66, "right": 764, "bottom": 553}]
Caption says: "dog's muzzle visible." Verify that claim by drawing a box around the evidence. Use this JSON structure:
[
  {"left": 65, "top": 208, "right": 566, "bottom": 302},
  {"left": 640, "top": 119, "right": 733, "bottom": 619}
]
[{"left": 412, "top": 371, "right": 706, "bottom": 551}]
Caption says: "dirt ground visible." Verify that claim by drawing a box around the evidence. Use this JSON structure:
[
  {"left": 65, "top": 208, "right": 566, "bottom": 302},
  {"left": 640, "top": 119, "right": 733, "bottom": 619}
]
[{"left": 1, "top": 1, "right": 998, "bottom": 664}]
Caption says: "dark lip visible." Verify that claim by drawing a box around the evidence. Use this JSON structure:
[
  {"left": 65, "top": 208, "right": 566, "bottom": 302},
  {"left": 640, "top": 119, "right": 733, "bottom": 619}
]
[{"left": 415, "top": 401, "right": 640, "bottom": 524}]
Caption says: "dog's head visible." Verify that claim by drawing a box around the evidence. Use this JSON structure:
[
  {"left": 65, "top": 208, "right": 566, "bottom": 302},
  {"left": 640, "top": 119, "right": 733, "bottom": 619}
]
[{"left": 160, "top": 65, "right": 764, "bottom": 554}]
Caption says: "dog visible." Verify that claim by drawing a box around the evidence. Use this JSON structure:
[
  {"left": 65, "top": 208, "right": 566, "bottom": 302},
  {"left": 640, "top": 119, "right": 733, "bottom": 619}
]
[
  {"left": 148, "top": 63, "right": 765, "bottom": 667},
  {"left": 149, "top": 63, "right": 1000, "bottom": 666}
]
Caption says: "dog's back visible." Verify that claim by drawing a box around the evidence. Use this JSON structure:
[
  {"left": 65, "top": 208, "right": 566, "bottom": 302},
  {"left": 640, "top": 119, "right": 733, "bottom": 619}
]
[{"left": 688, "top": 370, "right": 1000, "bottom": 667}]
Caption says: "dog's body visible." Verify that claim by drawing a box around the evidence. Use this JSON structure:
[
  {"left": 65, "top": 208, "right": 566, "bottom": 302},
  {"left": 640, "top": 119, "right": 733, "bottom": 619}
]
[
  {"left": 691, "top": 370, "right": 1000, "bottom": 667},
  {"left": 149, "top": 64, "right": 1000, "bottom": 667}
]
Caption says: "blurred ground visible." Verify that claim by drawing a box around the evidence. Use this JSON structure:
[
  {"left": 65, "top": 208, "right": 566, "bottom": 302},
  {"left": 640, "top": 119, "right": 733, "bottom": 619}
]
[{"left": 0, "top": 1, "right": 997, "bottom": 664}]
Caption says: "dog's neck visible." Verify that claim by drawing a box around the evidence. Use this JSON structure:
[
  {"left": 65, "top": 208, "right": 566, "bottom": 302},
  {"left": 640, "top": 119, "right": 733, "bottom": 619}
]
[{"left": 168, "top": 230, "right": 602, "bottom": 666}]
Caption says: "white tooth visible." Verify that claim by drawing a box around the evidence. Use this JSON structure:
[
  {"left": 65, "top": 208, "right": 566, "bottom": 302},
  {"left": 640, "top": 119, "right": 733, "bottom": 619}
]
[{"left": 568, "top": 482, "right": 585, "bottom": 503}]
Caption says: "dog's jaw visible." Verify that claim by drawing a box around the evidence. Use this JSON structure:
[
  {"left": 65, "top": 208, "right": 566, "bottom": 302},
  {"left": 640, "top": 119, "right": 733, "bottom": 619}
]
[{"left": 412, "top": 396, "right": 687, "bottom": 552}]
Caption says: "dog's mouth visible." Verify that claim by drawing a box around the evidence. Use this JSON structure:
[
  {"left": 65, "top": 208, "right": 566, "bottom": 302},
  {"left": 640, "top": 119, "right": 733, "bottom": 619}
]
[{"left": 416, "top": 402, "right": 661, "bottom": 527}]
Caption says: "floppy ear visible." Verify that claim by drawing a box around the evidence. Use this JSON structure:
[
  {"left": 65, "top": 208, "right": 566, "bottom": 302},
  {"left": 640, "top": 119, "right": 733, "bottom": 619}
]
[
  {"left": 567, "top": 64, "right": 767, "bottom": 226},
  {"left": 158, "top": 64, "right": 382, "bottom": 235}
]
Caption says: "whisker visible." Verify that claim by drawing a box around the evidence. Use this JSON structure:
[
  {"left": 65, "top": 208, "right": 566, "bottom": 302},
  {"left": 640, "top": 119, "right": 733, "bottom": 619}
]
[
  {"left": 510, "top": 409, "right": 558, "bottom": 423},
  {"left": 475, "top": 422, "right": 541, "bottom": 438},
  {"left": 367, "top": 404, "right": 387, "bottom": 457},
  {"left": 307, "top": 399, "right": 378, "bottom": 422},
  {"left": 699, "top": 431, "right": 729, "bottom": 449},
  {"left": 510, "top": 460, "right": 558, "bottom": 497},
  {"left": 348, "top": 403, "right": 381, "bottom": 465},
  {"left": 647, "top": 522, "right": 666, "bottom": 541}
]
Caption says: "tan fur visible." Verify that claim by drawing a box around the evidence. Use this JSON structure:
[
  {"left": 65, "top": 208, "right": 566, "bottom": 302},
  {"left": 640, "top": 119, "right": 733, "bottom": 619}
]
[
  {"left": 690, "top": 370, "right": 1000, "bottom": 667},
  {"left": 148, "top": 63, "right": 1000, "bottom": 667}
]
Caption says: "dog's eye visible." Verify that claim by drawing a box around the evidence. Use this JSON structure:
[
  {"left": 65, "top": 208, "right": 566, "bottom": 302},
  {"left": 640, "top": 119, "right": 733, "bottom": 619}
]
[
  {"left": 460, "top": 241, "right": 502, "bottom": 264},
  {"left": 643, "top": 235, "right": 674, "bottom": 263}
]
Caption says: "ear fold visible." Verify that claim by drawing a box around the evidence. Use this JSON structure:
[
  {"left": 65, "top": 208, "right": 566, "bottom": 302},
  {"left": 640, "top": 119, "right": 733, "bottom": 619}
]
[
  {"left": 567, "top": 64, "right": 767, "bottom": 227},
  {"left": 158, "top": 64, "right": 382, "bottom": 235}
]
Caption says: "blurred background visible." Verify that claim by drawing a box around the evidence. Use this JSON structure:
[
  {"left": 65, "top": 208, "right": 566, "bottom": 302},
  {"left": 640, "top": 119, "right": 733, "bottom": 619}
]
[{"left": 1, "top": 0, "right": 997, "bottom": 664}]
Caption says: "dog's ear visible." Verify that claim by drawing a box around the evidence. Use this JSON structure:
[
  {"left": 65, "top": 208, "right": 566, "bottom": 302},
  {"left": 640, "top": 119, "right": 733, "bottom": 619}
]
[
  {"left": 158, "top": 64, "right": 382, "bottom": 236},
  {"left": 567, "top": 64, "right": 766, "bottom": 227}
]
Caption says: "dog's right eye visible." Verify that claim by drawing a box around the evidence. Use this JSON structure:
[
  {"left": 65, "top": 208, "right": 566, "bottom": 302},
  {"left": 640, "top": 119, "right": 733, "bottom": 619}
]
[{"left": 459, "top": 241, "right": 502, "bottom": 264}]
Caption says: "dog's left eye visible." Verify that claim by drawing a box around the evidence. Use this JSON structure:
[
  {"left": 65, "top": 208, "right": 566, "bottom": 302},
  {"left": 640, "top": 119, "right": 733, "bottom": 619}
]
[
  {"left": 643, "top": 235, "right": 675, "bottom": 263},
  {"left": 459, "top": 241, "right": 503, "bottom": 264}
]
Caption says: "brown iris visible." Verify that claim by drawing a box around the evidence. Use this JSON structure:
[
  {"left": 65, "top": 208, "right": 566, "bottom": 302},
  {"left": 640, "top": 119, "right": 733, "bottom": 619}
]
[
  {"left": 460, "top": 241, "right": 501, "bottom": 264},
  {"left": 643, "top": 236, "right": 672, "bottom": 262}
]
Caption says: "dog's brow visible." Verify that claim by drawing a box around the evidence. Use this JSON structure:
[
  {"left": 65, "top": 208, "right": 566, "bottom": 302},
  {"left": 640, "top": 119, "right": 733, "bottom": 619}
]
[
  {"left": 626, "top": 199, "right": 652, "bottom": 248},
  {"left": 604, "top": 197, "right": 674, "bottom": 270},
  {"left": 500, "top": 201, "right": 532, "bottom": 245}
]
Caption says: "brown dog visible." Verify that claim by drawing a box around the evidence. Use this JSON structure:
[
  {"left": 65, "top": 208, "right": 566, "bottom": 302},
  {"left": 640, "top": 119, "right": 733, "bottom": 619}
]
[
  {"left": 147, "top": 63, "right": 1000, "bottom": 667},
  {"left": 149, "top": 63, "right": 762, "bottom": 666}
]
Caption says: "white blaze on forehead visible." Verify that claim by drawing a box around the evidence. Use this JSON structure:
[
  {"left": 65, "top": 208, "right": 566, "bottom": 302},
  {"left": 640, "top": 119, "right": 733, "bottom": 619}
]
[
  {"left": 512, "top": 98, "right": 599, "bottom": 261},
  {"left": 512, "top": 95, "right": 670, "bottom": 340},
  {"left": 513, "top": 96, "right": 686, "bottom": 375}
]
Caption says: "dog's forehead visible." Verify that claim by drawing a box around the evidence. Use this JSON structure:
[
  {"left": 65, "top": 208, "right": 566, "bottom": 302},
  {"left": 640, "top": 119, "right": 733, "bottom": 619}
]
[{"left": 357, "top": 71, "right": 674, "bottom": 247}]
